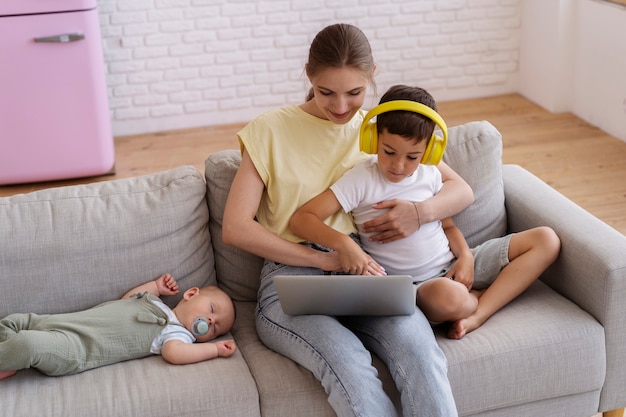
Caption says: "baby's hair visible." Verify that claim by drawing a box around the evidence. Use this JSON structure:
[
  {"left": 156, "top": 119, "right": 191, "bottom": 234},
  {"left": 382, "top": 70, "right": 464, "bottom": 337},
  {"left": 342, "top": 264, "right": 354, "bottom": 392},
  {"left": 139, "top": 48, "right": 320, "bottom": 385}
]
[
  {"left": 305, "top": 23, "right": 376, "bottom": 101},
  {"left": 376, "top": 85, "right": 437, "bottom": 143}
]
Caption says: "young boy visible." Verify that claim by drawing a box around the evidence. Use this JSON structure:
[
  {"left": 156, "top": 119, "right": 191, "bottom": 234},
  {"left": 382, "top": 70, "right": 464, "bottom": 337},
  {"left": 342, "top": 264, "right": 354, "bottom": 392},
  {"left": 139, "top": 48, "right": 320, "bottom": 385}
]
[
  {"left": 0, "top": 273, "right": 236, "bottom": 380},
  {"left": 290, "top": 84, "right": 561, "bottom": 339}
]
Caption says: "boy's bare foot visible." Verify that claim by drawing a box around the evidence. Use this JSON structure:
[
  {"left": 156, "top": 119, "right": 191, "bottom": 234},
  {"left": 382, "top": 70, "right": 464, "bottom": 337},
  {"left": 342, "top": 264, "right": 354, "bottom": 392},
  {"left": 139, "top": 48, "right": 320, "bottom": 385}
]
[
  {"left": 0, "top": 370, "right": 16, "bottom": 380},
  {"left": 448, "top": 314, "right": 483, "bottom": 339},
  {"left": 447, "top": 319, "right": 468, "bottom": 340}
]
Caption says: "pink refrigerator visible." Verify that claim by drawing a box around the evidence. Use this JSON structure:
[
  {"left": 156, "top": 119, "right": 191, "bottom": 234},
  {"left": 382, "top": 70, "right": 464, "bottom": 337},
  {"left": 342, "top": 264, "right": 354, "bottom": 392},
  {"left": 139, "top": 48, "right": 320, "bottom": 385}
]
[{"left": 0, "top": 0, "right": 115, "bottom": 185}]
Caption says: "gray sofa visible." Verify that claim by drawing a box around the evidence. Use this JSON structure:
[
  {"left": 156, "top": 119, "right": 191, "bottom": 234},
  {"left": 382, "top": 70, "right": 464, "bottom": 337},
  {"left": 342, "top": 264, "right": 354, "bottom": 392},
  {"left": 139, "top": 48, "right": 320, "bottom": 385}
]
[{"left": 1, "top": 121, "right": 625, "bottom": 417}]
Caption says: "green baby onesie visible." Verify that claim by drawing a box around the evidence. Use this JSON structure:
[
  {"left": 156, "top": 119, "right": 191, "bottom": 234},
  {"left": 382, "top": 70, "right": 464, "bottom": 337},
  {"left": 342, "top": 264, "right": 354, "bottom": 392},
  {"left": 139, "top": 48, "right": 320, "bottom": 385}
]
[{"left": 0, "top": 293, "right": 170, "bottom": 376}]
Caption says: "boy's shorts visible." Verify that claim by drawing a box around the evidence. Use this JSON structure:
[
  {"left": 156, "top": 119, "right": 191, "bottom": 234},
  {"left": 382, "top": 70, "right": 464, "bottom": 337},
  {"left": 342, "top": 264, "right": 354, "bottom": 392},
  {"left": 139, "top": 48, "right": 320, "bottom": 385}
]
[{"left": 415, "top": 233, "right": 513, "bottom": 290}]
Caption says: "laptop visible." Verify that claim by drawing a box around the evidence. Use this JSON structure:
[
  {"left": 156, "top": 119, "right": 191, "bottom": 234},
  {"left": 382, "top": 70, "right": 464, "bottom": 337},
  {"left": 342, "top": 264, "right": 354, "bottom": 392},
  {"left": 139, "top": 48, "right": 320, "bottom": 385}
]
[{"left": 273, "top": 274, "right": 416, "bottom": 316}]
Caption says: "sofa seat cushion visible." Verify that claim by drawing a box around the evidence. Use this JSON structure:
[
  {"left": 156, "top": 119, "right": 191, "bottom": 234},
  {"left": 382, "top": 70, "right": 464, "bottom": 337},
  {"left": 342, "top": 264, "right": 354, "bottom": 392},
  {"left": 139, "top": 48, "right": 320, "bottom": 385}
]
[
  {"left": 0, "top": 165, "right": 215, "bottom": 316},
  {"left": 438, "top": 280, "right": 605, "bottom": 416},
  {"left": 231, "top": 301, "right": 336, "bottom": 417},
  {"left": 233, "top": 283, "right": 604, "bottom": 417},
  {"left": 231, "top": 301, "right": 403, "bottom": 416},
  {"left": 1, "top": 347, "right": 260, "bottom": 417}
]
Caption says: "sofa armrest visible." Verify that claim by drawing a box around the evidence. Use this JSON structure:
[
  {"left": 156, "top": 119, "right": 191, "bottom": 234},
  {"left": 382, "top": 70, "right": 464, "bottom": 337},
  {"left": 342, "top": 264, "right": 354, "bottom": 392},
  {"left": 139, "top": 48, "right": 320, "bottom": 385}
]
[{"left": 503, "top": 164, "right": 626, "bottom": 412}]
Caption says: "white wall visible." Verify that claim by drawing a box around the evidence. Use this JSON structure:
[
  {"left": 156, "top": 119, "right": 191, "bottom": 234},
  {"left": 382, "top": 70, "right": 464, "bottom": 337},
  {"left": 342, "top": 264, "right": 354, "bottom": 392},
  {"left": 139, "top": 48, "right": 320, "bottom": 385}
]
[
  {"left": 572, "top": 0, "right": 626, "bottom": 142},
  {"left": 519, "top": 0, "right": 626, "bottom": 142},
  {"left": 518, "top": 0, "right": 575, "bottom": 113},
  {"left": 98, "top": 0, "right": 523, "bottom": 136}
]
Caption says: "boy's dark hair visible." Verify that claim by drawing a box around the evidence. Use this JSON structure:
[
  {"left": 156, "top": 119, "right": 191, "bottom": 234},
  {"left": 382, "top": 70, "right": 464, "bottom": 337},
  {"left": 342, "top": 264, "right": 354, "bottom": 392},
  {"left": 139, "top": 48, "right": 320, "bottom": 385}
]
[{"left": 376, "top": 85, "right": 437, "bottom": 143}]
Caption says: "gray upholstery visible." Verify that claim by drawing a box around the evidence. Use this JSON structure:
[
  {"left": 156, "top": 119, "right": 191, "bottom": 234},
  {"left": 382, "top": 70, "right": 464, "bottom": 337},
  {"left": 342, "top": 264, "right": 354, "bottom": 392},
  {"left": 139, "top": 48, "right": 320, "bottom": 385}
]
[
  {"left": 443, "top": 120, "right": 507, "bottom": 248},
  {"left": 0, "top": 166, "right": 259, "bottom": 417},
  {"left": 0, "top": 166, "right": 215, "bottom": 315},
  {"left": 1, "top": 121, "right": 625, "bottom": 416}
]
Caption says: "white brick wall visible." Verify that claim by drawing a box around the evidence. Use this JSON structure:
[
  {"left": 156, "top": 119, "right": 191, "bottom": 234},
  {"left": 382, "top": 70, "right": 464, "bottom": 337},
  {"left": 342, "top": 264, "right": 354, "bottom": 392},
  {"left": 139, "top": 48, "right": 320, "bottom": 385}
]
[{"left": 98, "top": 0, "right": 522, "bottom": 136}]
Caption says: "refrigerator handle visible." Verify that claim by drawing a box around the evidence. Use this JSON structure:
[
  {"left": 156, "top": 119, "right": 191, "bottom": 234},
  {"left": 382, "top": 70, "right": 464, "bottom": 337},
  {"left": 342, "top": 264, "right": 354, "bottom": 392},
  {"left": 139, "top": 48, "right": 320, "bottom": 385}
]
[{"left": 34, "top": 33, "right": 85, "bottom": 43}]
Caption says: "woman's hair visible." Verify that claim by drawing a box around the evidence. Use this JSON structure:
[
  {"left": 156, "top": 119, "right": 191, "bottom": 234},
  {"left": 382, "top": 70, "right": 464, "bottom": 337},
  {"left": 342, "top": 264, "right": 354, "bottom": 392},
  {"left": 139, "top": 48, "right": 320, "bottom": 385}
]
[
  {"left": 376, "top": 84, "right": 437, "bottom": 143},
  {"left": 305, "top": 23, "right": 375, "bottom": 101}
]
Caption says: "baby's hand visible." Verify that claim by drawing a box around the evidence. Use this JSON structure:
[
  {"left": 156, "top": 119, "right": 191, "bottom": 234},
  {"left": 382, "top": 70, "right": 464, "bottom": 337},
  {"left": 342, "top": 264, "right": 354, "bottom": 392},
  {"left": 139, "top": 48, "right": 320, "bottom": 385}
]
[
  {"left": 155, "top": 273, "right": 180, "bottom": 296},
  {"left": 216, "top": 340, "right": 237, "bottom": 357}
]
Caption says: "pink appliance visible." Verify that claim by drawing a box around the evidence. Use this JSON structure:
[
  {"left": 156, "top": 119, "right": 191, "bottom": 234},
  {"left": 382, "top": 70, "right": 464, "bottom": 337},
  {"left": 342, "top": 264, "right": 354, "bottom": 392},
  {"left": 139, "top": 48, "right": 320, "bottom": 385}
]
[{"left": 0, "top": 0, "right": 114, "bottom": 185}]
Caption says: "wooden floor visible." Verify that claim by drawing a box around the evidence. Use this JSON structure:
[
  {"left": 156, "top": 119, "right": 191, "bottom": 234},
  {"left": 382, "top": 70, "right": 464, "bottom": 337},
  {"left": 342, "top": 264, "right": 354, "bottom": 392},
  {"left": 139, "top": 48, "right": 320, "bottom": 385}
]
[{"left": 1, "top": 93, "right": 625, "bottom": 236}]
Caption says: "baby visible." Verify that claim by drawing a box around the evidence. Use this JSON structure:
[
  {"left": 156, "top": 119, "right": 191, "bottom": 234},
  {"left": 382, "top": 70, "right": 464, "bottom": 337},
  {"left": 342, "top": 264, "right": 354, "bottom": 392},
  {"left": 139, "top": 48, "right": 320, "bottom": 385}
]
[{"left": 0, "top": 273, "right": 236, "bottom": 379}]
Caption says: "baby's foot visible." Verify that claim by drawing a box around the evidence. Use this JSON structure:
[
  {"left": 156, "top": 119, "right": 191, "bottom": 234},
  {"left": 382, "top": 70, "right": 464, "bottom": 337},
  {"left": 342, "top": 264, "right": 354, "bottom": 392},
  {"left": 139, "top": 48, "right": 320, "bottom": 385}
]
[{"left": 0, "top": 370, "right": 16, "bottom": 380}]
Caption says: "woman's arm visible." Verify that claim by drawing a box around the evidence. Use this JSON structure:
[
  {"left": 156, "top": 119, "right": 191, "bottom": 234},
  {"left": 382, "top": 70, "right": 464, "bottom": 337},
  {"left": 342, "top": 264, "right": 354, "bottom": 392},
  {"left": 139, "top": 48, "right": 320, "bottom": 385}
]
[
  {"left": 361, "top": 161, "right": 474, "bottom": 243},
  {"left": 222, "top": 150, "right": 342, "bottom": 272},
  {"left": 161, "top": 339, "right": 236, "bottom": 365}
]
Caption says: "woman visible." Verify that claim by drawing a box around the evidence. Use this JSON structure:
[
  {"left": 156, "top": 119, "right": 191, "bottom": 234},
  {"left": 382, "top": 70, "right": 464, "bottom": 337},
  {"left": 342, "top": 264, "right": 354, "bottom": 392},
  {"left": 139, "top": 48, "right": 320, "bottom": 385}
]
[{"left": 223, "top": 23, "right": 472, "bottom": 417}]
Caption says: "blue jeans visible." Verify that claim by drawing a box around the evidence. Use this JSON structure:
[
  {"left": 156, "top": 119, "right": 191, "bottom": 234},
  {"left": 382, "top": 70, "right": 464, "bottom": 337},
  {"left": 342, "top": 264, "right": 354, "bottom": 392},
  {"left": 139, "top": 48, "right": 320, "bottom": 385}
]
[{"left": 255, "top": 244, "right": 458, "bottom": 417}]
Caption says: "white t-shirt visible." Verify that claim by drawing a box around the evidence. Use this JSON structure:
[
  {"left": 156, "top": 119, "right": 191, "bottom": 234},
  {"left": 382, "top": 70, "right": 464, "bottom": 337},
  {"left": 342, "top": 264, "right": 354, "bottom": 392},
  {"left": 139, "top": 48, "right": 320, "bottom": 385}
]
[
  {"left": 149, "top": 298, "right": 195, "bottom": 354},
  {"left": 331, "top": 156, "right": 455, "bottom": 281}
]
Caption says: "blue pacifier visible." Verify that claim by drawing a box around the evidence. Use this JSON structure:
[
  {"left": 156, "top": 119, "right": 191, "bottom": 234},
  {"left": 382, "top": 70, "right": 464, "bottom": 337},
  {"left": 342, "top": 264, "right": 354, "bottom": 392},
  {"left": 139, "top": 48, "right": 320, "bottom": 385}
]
[{"left": 191, "top": 317, "right": 211, "bottom": 337}]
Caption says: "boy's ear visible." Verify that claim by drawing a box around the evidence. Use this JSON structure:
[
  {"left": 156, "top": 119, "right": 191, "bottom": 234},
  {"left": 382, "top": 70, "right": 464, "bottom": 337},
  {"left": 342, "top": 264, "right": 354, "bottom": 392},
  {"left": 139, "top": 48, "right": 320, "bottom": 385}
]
[{"left": 182, "top": 287, "right": 200, "bottom": 300}]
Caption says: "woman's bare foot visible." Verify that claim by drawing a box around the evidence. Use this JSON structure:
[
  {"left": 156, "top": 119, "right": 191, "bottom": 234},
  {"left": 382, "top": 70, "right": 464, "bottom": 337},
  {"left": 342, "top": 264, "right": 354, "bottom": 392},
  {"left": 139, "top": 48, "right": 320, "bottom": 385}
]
[{"left": 0, "top": 370, "right": 16, "bottom": 380}]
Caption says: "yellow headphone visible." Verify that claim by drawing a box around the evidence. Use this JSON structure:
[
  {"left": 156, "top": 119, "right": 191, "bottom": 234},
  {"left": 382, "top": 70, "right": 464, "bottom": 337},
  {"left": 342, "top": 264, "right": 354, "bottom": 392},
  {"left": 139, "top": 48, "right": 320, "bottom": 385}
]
[{"left": 359, "top": 100, "right": 448, "bottom": 165}]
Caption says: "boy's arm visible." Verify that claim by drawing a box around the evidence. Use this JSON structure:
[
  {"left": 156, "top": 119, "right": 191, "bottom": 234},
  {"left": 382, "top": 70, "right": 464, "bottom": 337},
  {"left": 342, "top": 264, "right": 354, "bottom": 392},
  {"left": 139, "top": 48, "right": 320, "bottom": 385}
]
[
  {"left": 121, "top": 274, "right": 180, "bottom": 299},
  {"left": 290, "top": 190, "right": 384, "bottom": 275},
  {"left": 290, "top": 190, "right": 353, "bottom": 251},
  {"left": 161, "top": 339, "right": 237, "bottom": 365},
  {"left": 441, "top": 217, "right": 474, "bottom": 289}
]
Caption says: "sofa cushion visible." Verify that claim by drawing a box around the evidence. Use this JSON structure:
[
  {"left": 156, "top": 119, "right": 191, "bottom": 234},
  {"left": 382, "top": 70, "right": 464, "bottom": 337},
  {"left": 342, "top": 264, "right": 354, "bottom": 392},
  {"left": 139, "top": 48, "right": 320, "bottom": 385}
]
[
  {"left": 437, "top": 280, "right": 605, "bottom": 416},
  {"left": 205, "top": 150, "right": 263, "bottom": 302},
  {"left": 1, "top": 345, "right": 260, "bottom": 417},
  {"left": 232, "top": 301, "right": 335, "bottom": 416},
  {"left": 0, "top": 165, "right": 215, "bottom": 316},
  {"left": 443, "top": 121, "right": 507, "bottom": 247}
]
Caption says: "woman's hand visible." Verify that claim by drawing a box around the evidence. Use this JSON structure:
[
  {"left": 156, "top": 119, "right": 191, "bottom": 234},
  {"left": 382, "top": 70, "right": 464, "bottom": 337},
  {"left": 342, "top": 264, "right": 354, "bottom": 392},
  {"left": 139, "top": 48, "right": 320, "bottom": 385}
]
[
  {"left": 362, "top": 161, "right": 474, "bottom": 245},
  {"left": 361, "top": 199, "right": 419, "bottom": 244}
]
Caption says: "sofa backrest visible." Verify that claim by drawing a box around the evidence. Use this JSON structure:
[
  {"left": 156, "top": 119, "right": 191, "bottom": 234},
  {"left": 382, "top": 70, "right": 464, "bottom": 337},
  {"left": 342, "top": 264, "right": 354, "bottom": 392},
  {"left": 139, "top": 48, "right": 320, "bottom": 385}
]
[
  {"left": 205, "top": 151, "right": 264, "bottom": 302},
  {"left": 442, "top": 120, "right": 507, "bottom": 248},
  {"left": 205, "top": 120, "right": 507, "bottom": 302},
  {"left": 0, "top": 166, "right": 215, "bottom": 316}
]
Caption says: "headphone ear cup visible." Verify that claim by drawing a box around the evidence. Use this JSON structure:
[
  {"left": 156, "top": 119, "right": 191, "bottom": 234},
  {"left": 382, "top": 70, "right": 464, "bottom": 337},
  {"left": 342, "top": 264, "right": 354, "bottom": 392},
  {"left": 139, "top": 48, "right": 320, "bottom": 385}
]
[
  {"left": 360, "top": 122, "right": 378, "bottom": 154},
  {"left": 421, "top": 134, "right": 446, "bottom": 165}
]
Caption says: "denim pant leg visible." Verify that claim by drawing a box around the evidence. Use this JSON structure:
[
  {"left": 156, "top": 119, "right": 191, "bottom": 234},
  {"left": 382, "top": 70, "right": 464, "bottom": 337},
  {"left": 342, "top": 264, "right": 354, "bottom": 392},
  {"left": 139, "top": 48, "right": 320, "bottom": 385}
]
[
  {"left": 256, "top": 260, "right": 398, "bottom": 417},
  {"left": 342, "top": 313, "right": 458, "bottom": 417}
]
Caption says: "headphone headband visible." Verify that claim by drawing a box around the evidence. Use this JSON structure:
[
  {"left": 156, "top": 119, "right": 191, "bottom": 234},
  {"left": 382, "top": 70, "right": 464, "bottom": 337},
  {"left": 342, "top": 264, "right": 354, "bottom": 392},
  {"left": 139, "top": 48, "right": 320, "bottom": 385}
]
[
  {"left": 359, "top": 99, "right": 448, "bottom": 165},
  {"left": 360, "top": 100, "right": 448, "bottom": 143}
]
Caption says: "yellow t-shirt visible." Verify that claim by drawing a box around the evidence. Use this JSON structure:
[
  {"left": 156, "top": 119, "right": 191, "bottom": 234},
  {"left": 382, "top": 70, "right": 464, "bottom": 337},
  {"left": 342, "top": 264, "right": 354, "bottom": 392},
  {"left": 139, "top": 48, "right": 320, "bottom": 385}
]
[{"left": 238, "top": 104, "right": 368, "bottom": 243}]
